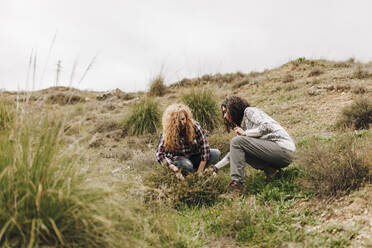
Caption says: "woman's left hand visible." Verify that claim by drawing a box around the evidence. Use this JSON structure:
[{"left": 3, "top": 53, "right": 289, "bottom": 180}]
[{"left": 234, "top": 127, "right": 246, "bottom": 136}]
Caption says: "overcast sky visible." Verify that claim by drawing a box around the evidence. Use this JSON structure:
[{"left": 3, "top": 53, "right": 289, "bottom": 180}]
[{"left": 1, "top": 0, "right": 372, "bottom": 92}]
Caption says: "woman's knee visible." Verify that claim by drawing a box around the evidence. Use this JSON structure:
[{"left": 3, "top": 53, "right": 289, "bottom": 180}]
[
  {"left": 231, "top": 136, "right": 247, "bottom": 148},
  {"left": 174, "top": 159, "right": 193, "bottom": 172},
  {"left": 208, "top": 149, "right": 221, "bottom": 164}
]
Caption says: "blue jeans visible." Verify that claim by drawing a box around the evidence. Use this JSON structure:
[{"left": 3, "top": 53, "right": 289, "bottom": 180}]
[{"left": 173, "top": 149, "right": 221, "bottom": 172}]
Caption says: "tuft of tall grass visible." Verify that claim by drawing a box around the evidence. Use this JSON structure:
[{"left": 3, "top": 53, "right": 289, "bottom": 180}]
[
  {"left": 0, "top": 115, "right": 113, "bottom": 247},
  {"left": 148, "top": 75, "right": 167, "bottom": 97},
  {"left": 297, "top": 134, "right": 370, "bottom": 198},
  {"left": 336, "top": 97, "right": 372, "bottom": 130},
  {"left": 123, "top": 98, "right": 161, "bottom": 135},
  {"left": 182, "top": 89, "right": 220, "bottom": 131}
]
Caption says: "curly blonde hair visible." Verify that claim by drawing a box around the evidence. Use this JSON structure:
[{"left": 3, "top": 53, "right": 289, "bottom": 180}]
[{"left": 162, "top": 103, "right": 196, "bottom": 151}]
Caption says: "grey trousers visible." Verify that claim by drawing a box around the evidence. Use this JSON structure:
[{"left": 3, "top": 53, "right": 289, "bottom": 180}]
[
  {"left": 230, "top": 136, "right": 294, "bottom": 183},
  {"left": 173, "top": 149, "right": 221, "bottom": 172}
]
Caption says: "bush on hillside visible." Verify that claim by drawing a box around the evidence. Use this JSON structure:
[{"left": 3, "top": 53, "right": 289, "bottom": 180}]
[
  {"left": 336, "top": 97, "right": 372, "bottom": 130},
  {"left": 148, "top": 76, "right": 167, "bottom": 97},
  {"left": 282, "top": 73, "right": 294, "bottom": 83},
  {"left": 123, "top": 98, "right": 161, "bottom": 135},
  {"left": 297, "top": 134, "right": 370, "bottom": 197},
  {"left": 308, "top": 68, "right": 323, "bottom": 77},
  {"left": 47, "top": 92, "right": 85, "bottom": 105},
  {"left": 143, "top": 166, "right": 228, "bottom": 208},
  {"left": 182, "top": 89, "right": 220, "bottom": 131}
]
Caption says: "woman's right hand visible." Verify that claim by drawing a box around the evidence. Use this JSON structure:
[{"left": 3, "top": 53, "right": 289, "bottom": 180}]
[
  {"left": 169, "top": 164, "right": 179, "bottom": 172},
  {"left": 169, "top": 164, "right": 185, "bottom": 180}
]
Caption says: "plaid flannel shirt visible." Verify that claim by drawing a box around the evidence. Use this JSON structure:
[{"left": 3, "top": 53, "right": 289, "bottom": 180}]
[{"left": 156, "top": 123, "right": 210, "bottom": 166}]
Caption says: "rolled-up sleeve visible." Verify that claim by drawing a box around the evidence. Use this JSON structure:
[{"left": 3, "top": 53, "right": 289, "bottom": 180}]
[
  {"left": 156, "top": 134, "right": 173, "bottom": 166},
  {"left": 195, "top": 123, "right": 210, "bottom": 161}
]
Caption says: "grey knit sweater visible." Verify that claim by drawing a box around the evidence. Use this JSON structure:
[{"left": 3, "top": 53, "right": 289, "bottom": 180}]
[{"left": 215, "top": 107, "right": 295, "bottom": 169}]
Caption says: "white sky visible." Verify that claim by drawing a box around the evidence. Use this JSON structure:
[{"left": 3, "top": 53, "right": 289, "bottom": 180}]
[{"left": 1, "top": 0, "right": 372, "bottom": 92}]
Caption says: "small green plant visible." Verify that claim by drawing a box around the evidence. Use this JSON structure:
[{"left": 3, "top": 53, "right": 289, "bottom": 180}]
[
  {"left": 148, "top": 75, "right": 167, "bottom": 96},
  {"left": 297, "top": 134, "right": 370, "bottom": 197},
  {"left": 336, "top": 97, "right": 372, "bottom": 130},
  {"left": 143, "top": 166, "right": 228, "bottom": 208},
  {"left": 182, "top": 89, "right": 220, "bottom": 131},
  {"left": 297, "top": 57, "right": 307, "bottom": 63},
  {"left": 123, "top": 98, "right": 161, "bottom": 135}
]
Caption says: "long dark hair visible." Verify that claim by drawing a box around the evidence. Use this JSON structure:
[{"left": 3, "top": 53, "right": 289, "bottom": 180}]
[{"left": 221, "top": 96, "right": 250, "bottom": 132}]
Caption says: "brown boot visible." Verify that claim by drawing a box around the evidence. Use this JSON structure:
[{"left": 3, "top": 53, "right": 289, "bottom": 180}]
[
  {"left": 227, "top": 180, "right": 244, "bottom": 194},
  {"left": 264, "top": 167, "right": 280, "bottom": 181}
]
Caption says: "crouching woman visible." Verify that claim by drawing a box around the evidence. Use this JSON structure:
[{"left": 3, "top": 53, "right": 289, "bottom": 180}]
[
  {"left": 156, "top": 104, "right": 220, "bottom": 180},
  {"left": 209, "top": 96, "right": 296, "bottom": 189}
]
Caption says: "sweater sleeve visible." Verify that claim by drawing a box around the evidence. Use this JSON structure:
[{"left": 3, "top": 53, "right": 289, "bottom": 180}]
[
  {"left": 245, "top": 127, "right": 262, "bottom": 137},
  {"left": 214, "top": 152, "right": 230, "bottom": 169}
]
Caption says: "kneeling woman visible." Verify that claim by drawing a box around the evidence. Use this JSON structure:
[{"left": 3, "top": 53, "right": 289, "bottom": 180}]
[
  {"left": 156, "top": 103, "right": 220, "bottom": 180},
  {"left": 211, "top": 96, "right": 296, "bottom": 188}
]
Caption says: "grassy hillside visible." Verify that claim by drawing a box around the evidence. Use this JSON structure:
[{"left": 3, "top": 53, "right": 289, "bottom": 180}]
[{"left": 1, "top": 58, "right": 371, "bottom": 247}]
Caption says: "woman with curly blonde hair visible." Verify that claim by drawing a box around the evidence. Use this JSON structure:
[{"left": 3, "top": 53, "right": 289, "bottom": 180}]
[{"left": 156, "top": 103, "right": 220, "bottom": 180}]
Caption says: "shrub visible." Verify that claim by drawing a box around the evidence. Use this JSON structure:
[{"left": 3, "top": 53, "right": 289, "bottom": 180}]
[
  {"left": 143, "top": 166, "right": 228, "bottom": 208},
  {"left": 308, "top": 68, "right": 323, "bottom": 77},
  {"left": 148, "top": 76, "right": 167, "bottom": 96},
  {"left": 282, "top": 73, "right": 294, "bottom": 83},
  {"left": 336, "top": 97, "right": 372, "bottom": 130},
  {"left": 182, "top": 89, "right": 220, "bottom": 131},
  {"left": 47, "top": 93, "right": 85, "bottom": 105},
  {"left": 0, "top": 115, "right": 114, "bottom": 247},
  {"left": 232, "top": 77, "right": 250, "bottom": 89},
  {"left": 352, "top": 85, "right": 367, "bottom": 94},
  {"left": 123, "top": 98, "right": 161, "bottom": 135},
  {"left": 297, "top": 134, "right": 370, "bottom": 197}
]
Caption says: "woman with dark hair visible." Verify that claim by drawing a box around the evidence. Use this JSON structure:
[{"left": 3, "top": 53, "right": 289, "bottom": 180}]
[{"left": 208, "top": 96, "right": 296, "bottom": 190}]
